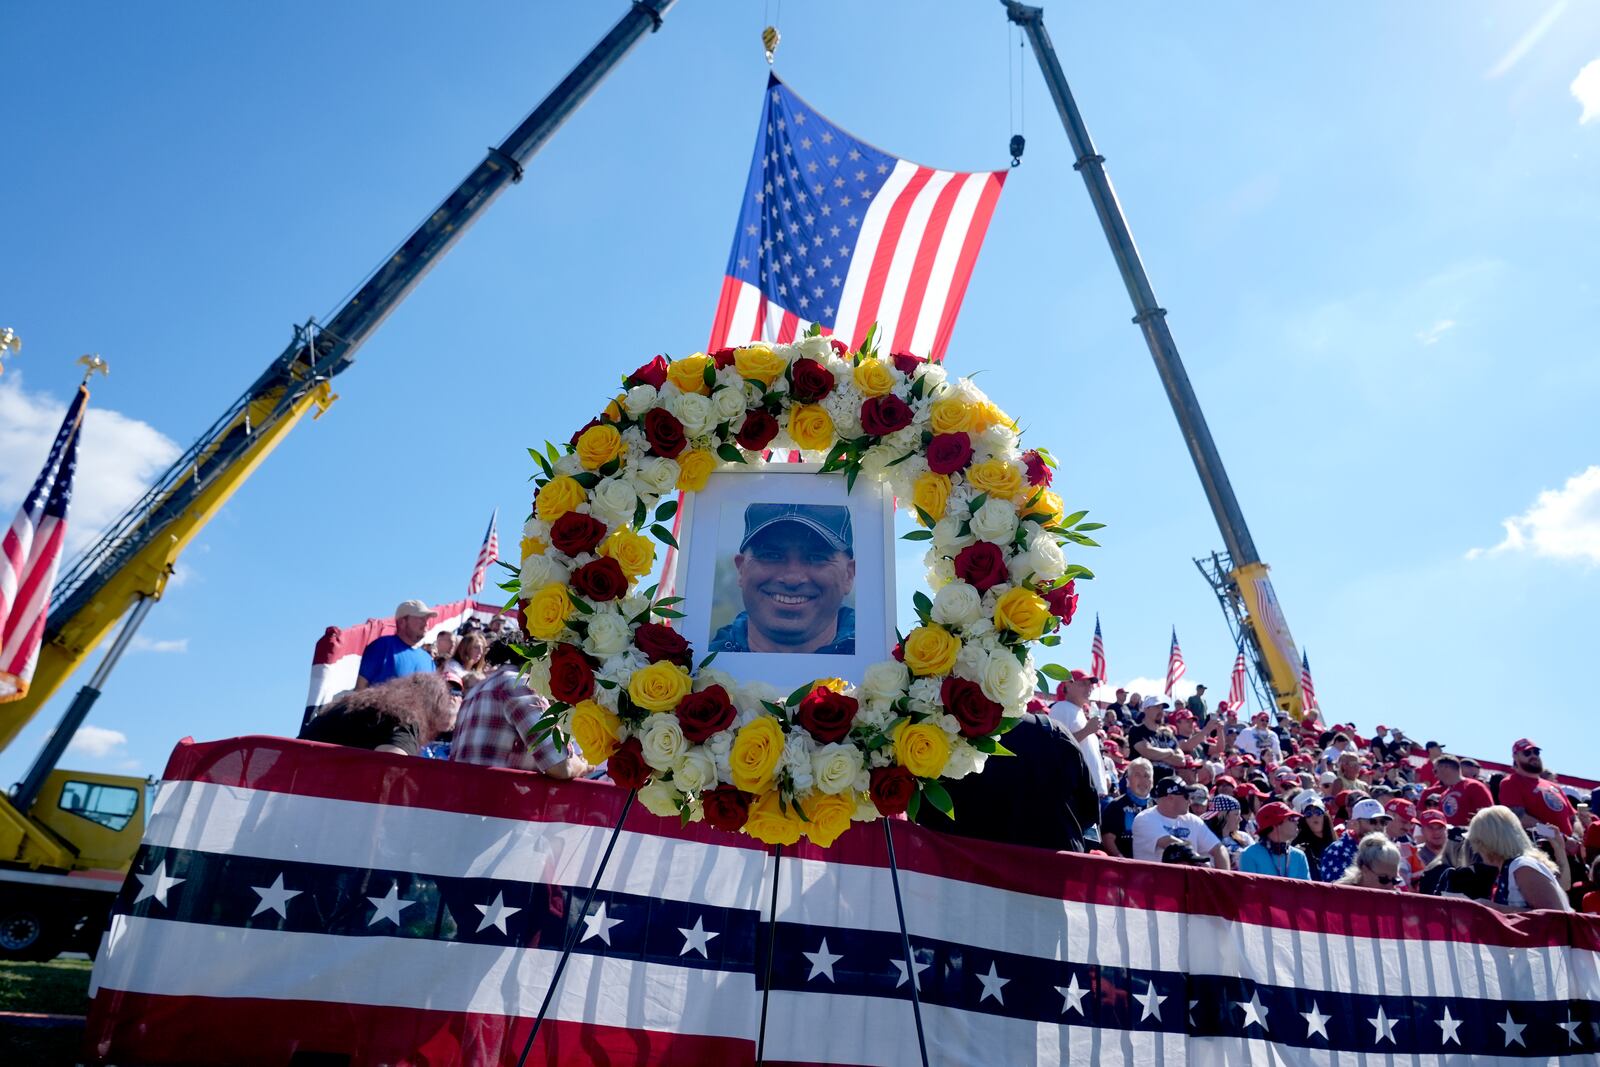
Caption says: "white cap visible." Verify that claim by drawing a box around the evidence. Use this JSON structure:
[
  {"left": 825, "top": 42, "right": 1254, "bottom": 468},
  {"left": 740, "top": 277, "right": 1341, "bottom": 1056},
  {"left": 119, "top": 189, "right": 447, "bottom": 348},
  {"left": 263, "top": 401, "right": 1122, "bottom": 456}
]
[
  {"left": 1139, "top": 695, "right": 1169, "bottom": 712},
  {"left": 1291, "top": 790, "right": 1325, "bottom": 814},
  {"left": 1318, "top": 771, "right": 1337, "bottom": 785},
  {"left": 395, "top": 599, "right": 437, "bottom": 620},
  {"left": 1350, "top": 798, "right": 1392, "bottom": 822}
]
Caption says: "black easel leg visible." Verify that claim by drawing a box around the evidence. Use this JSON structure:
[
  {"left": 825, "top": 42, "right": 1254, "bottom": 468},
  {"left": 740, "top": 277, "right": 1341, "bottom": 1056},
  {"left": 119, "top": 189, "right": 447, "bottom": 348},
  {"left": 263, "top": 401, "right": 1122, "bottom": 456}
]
[
  {"left": 517, "top": 790, "right": 635, "bottom": 1067},
  {"left": 883, "top": 820, "right": 931, "bottom": 1067},
  {"left": 754, "top": 844, "right": 783, "bottom": 1067}
]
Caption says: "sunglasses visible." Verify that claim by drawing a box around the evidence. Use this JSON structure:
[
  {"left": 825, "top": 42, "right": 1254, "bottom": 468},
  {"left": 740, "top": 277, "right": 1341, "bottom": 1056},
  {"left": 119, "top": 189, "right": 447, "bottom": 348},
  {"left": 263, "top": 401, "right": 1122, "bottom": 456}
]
[{"left": 1375, "top": 875, "right": 1400, "bottom": 886}]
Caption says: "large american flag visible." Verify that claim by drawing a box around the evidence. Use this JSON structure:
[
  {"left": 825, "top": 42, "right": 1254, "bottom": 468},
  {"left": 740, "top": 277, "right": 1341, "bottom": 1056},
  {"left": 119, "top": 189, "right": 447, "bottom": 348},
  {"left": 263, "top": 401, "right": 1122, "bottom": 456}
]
[
  {"left": 1089, "top": 613, "right": 1107, "bottom": 682},
  {"left": 1300, "top": 649, "right": 1319, "bottom": 713},
  {"left": 1228, "top": 641, "right": 1248, "bottom": 711},
  {"left": 708, "top": 74, "right": 1007, "bottom": 358},
  {"left": 87, "top": 735, "right": 1600, "bottom": 1064},
  {"left": 467, "top": 509, "right": 499, "bottom": 596},
  {"left": 0, "top": 382, "right": 87, "bottom": 703},
  {"left": 1164, "top": 627, "right": 1186, "bottom": 697}
]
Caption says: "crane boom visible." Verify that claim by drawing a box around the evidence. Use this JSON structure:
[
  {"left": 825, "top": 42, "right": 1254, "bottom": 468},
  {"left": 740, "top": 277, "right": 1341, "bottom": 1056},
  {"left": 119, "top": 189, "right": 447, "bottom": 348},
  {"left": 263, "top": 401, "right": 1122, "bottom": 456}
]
[
  {"left": 1001, "top": 1, "right": 1308, "bottom": 718},
  {"left": 0, "top": 0, "right": 677, "bottom": 756}
]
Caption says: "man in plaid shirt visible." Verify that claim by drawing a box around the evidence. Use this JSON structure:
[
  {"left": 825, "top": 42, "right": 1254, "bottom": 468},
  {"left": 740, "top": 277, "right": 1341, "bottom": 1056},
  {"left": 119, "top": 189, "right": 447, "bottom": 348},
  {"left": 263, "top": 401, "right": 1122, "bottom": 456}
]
[{"left": 451, "top": 640, "right": 587, "bottom": 777}]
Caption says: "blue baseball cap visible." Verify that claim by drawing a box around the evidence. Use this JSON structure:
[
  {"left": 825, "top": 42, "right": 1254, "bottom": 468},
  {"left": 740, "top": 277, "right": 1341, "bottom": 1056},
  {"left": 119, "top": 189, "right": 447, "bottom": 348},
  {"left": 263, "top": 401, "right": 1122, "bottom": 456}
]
[{"left": 740, "top": 502, "right": 853, "bottom": 556}]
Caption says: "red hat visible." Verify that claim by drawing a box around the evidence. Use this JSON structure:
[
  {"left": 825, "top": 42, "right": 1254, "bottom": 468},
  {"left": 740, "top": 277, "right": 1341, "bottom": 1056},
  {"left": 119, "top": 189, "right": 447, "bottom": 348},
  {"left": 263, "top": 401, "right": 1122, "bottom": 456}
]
[
  {"left": 1252, "top": 710, "right": 1270, "bottom": 722},
  {"left": 1214, "top": 775, "right": 1238, "bottom": 789},
  {"left": 1375, "top": 724, "right": 1388, "bottom": 732},
  {"left": 1385, "top": 798, "right": 1416, "bottom": 821},
  {"left": 1233, "top": 782, "right": 1265, "bottom": 799},
  {"left": 1255, "top": 801, "right": 1301, "bottom": 832},
  {"left": 1274, "top": 767, "right": 1298, "bottom": 782},
  {"left": 1419, "top": 809, "right": 1447, "bottom": 827},
  {"left": 1512, "top": 738, "right": 1539, "bottom": 755},
  {"left": 1068, "top": 669, "right": 1099, "bottom": 684}
]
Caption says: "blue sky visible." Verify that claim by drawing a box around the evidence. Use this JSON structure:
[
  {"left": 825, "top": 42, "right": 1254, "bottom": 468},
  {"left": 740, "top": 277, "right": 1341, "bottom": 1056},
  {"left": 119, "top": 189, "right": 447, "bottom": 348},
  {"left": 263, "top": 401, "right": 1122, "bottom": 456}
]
[{"left": 3, "top": 1, "right": 1598, "bottom": 788}]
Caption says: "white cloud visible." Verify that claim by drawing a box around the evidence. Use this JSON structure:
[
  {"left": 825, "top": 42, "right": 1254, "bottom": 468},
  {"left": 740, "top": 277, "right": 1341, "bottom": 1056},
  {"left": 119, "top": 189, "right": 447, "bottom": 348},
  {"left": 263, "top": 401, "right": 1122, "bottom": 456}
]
[
  {"left": 0, "top": 373, "right": 181, "bottom": 553},
  {"left": 1415, "top": 319, "right": 1456, "bottom": 346},
  {"left": 1468, "top": 465, "right": 1600, "bottom": 563},
  {"left": 66, "top": 724, "right": 128, "bottom": 759},
  {"left": 1573, "top": 58, "right": 1600, "bottom": 124},
  {"left": 1485, "top": 1, "right": 1567, "bottom": 79},
  {"left": 129, "top": 635, "right": 188, "bottom": 654},
  {"left": 1096, "top": 675, "right": 1199, "bottom": 703}
]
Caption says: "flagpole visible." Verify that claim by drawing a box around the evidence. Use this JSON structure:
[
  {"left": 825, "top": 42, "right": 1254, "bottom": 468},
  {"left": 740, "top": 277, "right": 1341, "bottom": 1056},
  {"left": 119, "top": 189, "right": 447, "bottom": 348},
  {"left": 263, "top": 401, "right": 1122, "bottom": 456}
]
[
  {"left": 753, "top": 844, "right": 784, "bottom": 1067},
  {"left": 882, "top": 821, "right": 932, "bottom": 1067}
]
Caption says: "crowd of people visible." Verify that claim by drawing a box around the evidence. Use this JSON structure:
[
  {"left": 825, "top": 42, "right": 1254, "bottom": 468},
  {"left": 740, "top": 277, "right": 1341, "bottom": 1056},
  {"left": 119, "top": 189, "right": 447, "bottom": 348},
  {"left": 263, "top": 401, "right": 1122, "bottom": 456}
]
[{"left": 295, "top": 604, "right": 1596, "bottom": 915}]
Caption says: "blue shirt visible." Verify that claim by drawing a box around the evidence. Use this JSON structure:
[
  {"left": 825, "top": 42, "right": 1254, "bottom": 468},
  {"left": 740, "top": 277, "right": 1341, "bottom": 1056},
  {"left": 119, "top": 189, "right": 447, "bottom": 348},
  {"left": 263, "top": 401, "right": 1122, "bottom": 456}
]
[
  {"left": 357, "top": 635, "right": 434, "bottom": 687},
  {"left": 709, "top": 606, "right": 855, "bottom": 655},
  {"left": 1239, "top": 842, "right": 1311, "bottom": 880}
]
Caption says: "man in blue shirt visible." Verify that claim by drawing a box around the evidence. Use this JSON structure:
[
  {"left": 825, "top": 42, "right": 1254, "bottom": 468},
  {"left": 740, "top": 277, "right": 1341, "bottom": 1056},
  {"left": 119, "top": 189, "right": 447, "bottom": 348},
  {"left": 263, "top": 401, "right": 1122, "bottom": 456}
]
[
  {"left": 1238, "top": 801, "right": 1311, "bottom": 879},
  {"left": 356, "top": 599, "right": 438, "bottom": 689},
  {"left": 710, "top": 503, "right": 855, "bottom": 655}
]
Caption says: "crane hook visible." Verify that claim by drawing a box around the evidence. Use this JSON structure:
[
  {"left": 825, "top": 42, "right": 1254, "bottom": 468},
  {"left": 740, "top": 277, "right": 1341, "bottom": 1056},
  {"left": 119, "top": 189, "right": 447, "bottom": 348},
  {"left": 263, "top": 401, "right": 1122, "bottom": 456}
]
[
  {"left": 762, "top": 25, "right": 780, "bottom": 64},
  {"left": 1009, "top": 134, "right": 1025, "bottom": 168}
]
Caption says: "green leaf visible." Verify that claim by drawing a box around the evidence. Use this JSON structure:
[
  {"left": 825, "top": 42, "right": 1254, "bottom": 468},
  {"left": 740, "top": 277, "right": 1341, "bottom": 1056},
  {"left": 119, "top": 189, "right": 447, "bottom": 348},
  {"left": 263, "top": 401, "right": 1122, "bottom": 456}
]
[
  {"left": 922, "top": 779, "right": 955, "bottom": 818},
  {"left": 572, "top": 471, "right": 600, "bottom": 489},
  {"left": 806, "top": 321, "right": 824, "bottom": 337},
  {"left": 845, "top": 463, "right": 860, "bottom": 493},
  {"left": 968, "top": 493, "right": 988, "bottom": 513},
  {"left": 1040, "top": 634, "right": 1061, "bottom": 647},
  {"left": 909, "top": 374, "right": 926, "bottom": 401},
  {"left": 528, "top": 447, "right": 553, "bottom": 477},
  {"left": 696, "top": 651, "right": 719, "bottom": 671},
  {"left": 1040, "top": 663, "right": 1070, "bottom": 681},
  {"left": 786, "top": 682, "right": 815, "bottom": 707},
  {"left": 1063, "top": 564, "right": 1096, "bottom": 581},
  {"left": 906, "top": 787, "right": 923, "bottom": 821},
  {"left": 656, "top": 595, "right": 685, "bottom": 607},
  {"left": 569, "top": 594, "right": 594, "bottom": 615},
  {"left": 598, "top": 457, "right": 621, "bottom": 478},
  {"left": 649, "top": 523, "right": 680, "bottom": 549},
  {"left": 653, "top": 607, "right": 685, "bottom": 619},
  {"left": 633, "top": 497, "right": 648, "bottom": 529},
  {"left": 1060, "top": 510, "right": 1089, "bottom": 528},
  {"left": 885, "top": 450, "right": 917, "bottom": 468},
  {"left": 742, "top": 377, "right": 769, "bottom": 391},
  {"left": 969, "top": 735, "right": 1017, "bottom": 756},
  {"left": 914, "top": 505, "right": 938, "bottom": 528},
  {"left": 901, "top": 529, "right": 933, "bottom": 541},
  {"left": 861, "top": 321, "right": 879, "bottom": 355},
  {"left": 1036, "top": 448, "right": 1058, "bottom": 469},
  {"left": 703, "top": 363, "right": 718, "bottom": 390},
  {"left": 1036, "top": 669, "right": 1051, "bottom": 691},
  {"left": 717, "top": 442, "right": 747, "bottom": 463},
  {"left": 761, "top": 699, "right": 789, "bottom": 722},
  {"left": 912, "top": 590, "right": 933, "bottom": 621},
  {"left": 820, "top": 441, "right": 850, "bottom": 472},
  {"left": 596, "top": 677, "right": 616, "bottom": 689},
  {"left": 655, "top": 499, "right": 679, "bottom": 522},
  {"left": 1076, "top": 522, "right": 1106, "bottom": 532},
  {"left": 545, "top": 441, "right": 562, "bottom": 466},
  {"left": 1012, "top": 644, "right": 1029, "bottom": 666}
]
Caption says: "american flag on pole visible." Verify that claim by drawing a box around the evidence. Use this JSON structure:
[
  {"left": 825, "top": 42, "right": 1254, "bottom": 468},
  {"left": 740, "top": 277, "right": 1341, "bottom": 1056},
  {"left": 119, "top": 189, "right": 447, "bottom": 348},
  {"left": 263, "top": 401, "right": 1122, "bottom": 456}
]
[
  {"left": 708, "top": 74, "right": 1007, "bottom": 359},
  {"left": 87, "top": 735, "right": 1600, "bottom": 1064},
  {"left": 1164, "top": 627, "right": 1185, "bottom": 697},
  {"left": 1300, "top": 649, "right": 1319, "bottom": 713},
  {"left": 1227, "top": 641, "right": 1248, "bottom": 711},
  {"left": 0, "top": 382, "right": 87, "bottom": 703},
  {"left": 467, "top": 509, "right": 499, "bottom": 596},
  {"left": 1089, "top": 614, "right": 1107, "bottom": 682}
]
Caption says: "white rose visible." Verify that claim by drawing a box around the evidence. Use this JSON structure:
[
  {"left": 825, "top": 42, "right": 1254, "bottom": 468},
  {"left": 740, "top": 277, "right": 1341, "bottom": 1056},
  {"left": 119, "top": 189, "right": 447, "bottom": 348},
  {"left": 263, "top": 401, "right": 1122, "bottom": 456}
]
[
  {"left": 637, "top": 777, "right": 683, "bottom": 817},
  {"left": 953, "top": 643, "right": 989, "bottom": 683},
  {"left": 633, "top": 456, "right": 679, "bottom": 497},
  {"left": 667, "top": 391, "right": 715, "bottom": 438},
  {"left": 735, "top": 680, "right": 784, "bottom": 716},
  {"left": 980, "top": 651, "right": 1031, "bottom": 707},
  {"left": 812, "top": 743, "right": 864, "bottom": 795},
  {"left": 1019, "top": 534, "right": 1066, "bottom": 583},
  {"left": 943, "top": 741, "right": 988, "bottom": 781},
  {"left": 672, "top": 747, "right": 717, "bottom": 794},
  {"left": 931, "top": 581, "right": 983, "bottom": 628},
  {"left": 623, "top": 384, "right": 658, "bottom": 417},
  {"left": 854, "top": 792, "right": 884, "bottom": 821},
  {"left": 694, "top": 667, "right": 736, "bottom": 693},
  {"left": 926, "top": 556, "right": 956, "bottom": 590},
  {"left": 520, "top": 554, "right": 567, "bottom": 593},
  {"left": 977, "top": 423, "right": 1018, "bottom": 457},
  {"left": 795, "top": 334, "right": 833, "bottom": 362},
  {"left": 620, "top": 594, "right": 650, "bottom": 621},
  {"left": 522, "top": 516, "right": 550, "bottom": 543},
  {"left": 588, "top": 477, "right": 638, "bottom": 526},
  {"left": 583, "top": 612, "right": 631, "bottom": 658},
  {"left": 930, "top": 515, "right": 971, "bottom": 553},
  {"left": 639, "top": 714, "right": 687, "bottom": 772},
  {"left": 917, "top": 364, "right": 948, "bottom": 391},
  {"left": 779, "top": 732, "right": 815, "bottom": 794},
  {"left": 861, "top": 661, "right": 910, "bottom": 702},
  {"left": 969, "top": 498, "right": 1019, "bottom": 544},
  {"left": 711, "top": 385, "right": 748, "bottom": 423},
  {"left": 525, "top": 656, "right": 551, "bottom": 696}
]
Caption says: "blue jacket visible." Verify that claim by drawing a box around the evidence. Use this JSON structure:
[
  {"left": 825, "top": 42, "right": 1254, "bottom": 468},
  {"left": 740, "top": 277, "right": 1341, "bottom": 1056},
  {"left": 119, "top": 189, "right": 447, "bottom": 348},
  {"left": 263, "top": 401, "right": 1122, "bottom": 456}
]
[{"left": 709, "top": 606, "right": 855, "bottom": 654}]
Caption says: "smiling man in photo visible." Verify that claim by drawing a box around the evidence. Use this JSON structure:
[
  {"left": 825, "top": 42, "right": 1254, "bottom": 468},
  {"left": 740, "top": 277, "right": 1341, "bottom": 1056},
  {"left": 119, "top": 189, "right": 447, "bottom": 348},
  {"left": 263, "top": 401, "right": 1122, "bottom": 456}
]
[{"left": 711, "top": 502, "right": 856, "bottom": 655}]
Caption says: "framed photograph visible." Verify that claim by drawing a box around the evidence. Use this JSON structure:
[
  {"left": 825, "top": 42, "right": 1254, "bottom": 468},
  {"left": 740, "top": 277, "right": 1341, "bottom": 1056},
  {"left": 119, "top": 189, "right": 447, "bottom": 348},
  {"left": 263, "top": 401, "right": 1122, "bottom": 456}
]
[{"left": 675, "top": 464, "right": 895, "bottom": 693}]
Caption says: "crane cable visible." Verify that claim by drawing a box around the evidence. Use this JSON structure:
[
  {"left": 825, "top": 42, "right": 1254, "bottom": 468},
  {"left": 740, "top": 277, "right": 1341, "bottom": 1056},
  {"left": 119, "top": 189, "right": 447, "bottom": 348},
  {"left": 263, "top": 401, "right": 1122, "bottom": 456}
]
[{"left": 1008, "top": 21, "right": 1025, "bottom": 167}]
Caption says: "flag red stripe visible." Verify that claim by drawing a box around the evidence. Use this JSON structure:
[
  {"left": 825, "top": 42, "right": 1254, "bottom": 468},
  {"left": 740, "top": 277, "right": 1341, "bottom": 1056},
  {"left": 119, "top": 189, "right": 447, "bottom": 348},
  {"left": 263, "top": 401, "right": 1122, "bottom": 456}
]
[
  {"left": 929, "top": 171, "right": 1005, "bottom": 361},
  {"left": 1, "top": 517, "right": 64, "bottom": 654},
  {"left": 849, "top": 168, "right": 935, "bottom": 350},
  {"left": 888, "top": 173, "right": 967, "bottom": 355},
  {"left": 707, "top": 274, "right": 745, "bottom": 351},
  {"left": 775, "top": 311, "right": 800, "bottom": 344}
]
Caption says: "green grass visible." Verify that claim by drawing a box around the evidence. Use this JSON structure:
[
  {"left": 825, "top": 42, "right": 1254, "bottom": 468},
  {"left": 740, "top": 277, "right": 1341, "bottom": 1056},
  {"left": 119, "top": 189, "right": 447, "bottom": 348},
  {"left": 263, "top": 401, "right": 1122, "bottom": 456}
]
[{"left": 0, "top": 958, "right": 91, "bottom": 1064}]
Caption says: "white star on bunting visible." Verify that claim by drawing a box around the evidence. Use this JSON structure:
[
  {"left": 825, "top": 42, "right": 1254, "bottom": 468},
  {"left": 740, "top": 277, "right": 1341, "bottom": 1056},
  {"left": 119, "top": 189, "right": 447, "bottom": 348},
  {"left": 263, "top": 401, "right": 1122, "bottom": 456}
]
[
  {"left": 1559, "top": 1013, "right": 1583, "bottom": 1044},
  {"left": 474, "top": 891, "right": 521, "bottom": 934},
  {"left": 248, "top": 873, "right": 301, "bottom": 918},
  {"left": 1436, "top": 1006, "right": 1462, "bottom": 1046},
  {"left": 976, "top": 961, "right": 1008, "bottom": 1005},
  {"left": 1237, "top": 991, "right": 1269, "bottom": 1031},
  {"left": 1133, "top": 981, "right": 1166, "bottom": 1022},
  {"left": 677, "top": 916, "right": 718, "bottom": 958},
  {"left": 1497, "top": 1011, "right": 1526, "bottom": 1048},
  {"left": 1055, "top": 974, "right": 1087, "bottom": 1016},
  {"left": 1301, "top": 1002, "right": 1329, "bottom": 1040},
  {"left": 366, "top": 884, "right": 417, "bottom": 927},
  {"left": 1368, "top": 1005, "right": 1396, "bottom": 1045},
  {"left": 803, "top": 938, "right": 842, "bottom": 982},
  {"left": 891, "top": 956, "right": 931, "bottom": 990},
  {"left": 580, "top": 901, "right": 622, "bottom": 945},
  {"left": 133, "top": 861, "right": 185, "bottom": 907}
]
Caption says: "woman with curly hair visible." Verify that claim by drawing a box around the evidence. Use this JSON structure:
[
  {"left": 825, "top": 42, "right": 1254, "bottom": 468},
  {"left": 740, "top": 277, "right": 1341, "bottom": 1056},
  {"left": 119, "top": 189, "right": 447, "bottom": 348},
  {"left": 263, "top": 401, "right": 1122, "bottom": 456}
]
[{"left": 300, "top": 671, "right": 458, "bottom": 756}]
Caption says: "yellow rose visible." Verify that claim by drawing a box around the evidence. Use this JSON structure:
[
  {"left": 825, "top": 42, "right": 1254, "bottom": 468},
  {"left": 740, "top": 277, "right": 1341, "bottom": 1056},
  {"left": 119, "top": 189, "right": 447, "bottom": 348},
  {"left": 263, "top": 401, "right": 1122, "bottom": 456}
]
[
  {"left": 966, "top": 458, "right": 1023, "bottom": 501},
  {"left": 667, "top": 353, "right": 713, "bottom": 395},
  {"left": 788, "top": 404, "right": 835, "bottom": 452},
  {"left": 524, "top": 583, "right": 573, "bottom": 640},
  {"left": 813, "top": 677, "right": 848, "bottom": 693},
  {"left": 1021, "top": 488, "right": 1066, "bottom": 527},
  {"left": 804, "top": 791, "right": 858, "bottom": 848},
  {"left": 852, "top": 358, "right": 896, "bottom": 397},
  {"left": 536, "top": 476, "right": 586, "bottom": 522},
  {"left": 730, "top": 715, "right": 785, "bottom": 794},
  {"left": 603, "top": 395, "right": 625, "bottom": 422},
  {"left": 929, "top": 397, "right": 976, "bottom": 435},
  {"left": 598, "top": 527, "right": 655, "bottom": 578},
  {"left": 574, "top": 423, "right": 624, "bottom": 471},
  {"left": 570, "top": 699, "right": 622, "bottom": 763},
  {"left": 970, "top": 401, "right": 1013, "bottom": 433},
  {"left": 628, "top": 661, "right": 693, "bottom": 714},
  {"left": 893, "top": 721, "right": 952, "bottom": 778},
  {"left": 902, "top": 625, "right": 961, "bottom": 677},
  {"left": 734, "top": 344, "right": 787, "bottom": 385},
  {"left": 744, "top": 790, "right": 805, "bottom": 847},
  {"left": 675, "top": 449, "right": 717, "bottom": 492},
  {"left": 520, "top": 535, "right": 547, "bottom": 560},
  {"left": 911, "top": 472, "right": 951, "bottom": 525},
  {"left": 993, "top": 587, "right": 1051, "bottom": 641}
]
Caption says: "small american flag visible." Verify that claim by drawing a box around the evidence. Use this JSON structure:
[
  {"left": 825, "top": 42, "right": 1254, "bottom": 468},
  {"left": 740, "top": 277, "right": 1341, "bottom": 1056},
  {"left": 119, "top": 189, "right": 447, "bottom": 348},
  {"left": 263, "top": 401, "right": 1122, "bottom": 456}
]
[
  {"left": 0, "top": 383, "right": 87, "bottom": 703},
  {"left": 1164, "top": 627, "right": 1186, "bottom": 697},
  {"left": 1300, "top": 649, "right": 1318, "bottom": 713},
  {"left": 1228, "top": 642, "right": 1248, "bottom": 710},
  {"left": 466, "top": 509, "right": 498, "bottom": 597},
  {"left": 1089, "top": 614, "right": 1107, "bottom": 682},
  {"left": 708, "top": 74, "right": 1007, "bottom": 358}
]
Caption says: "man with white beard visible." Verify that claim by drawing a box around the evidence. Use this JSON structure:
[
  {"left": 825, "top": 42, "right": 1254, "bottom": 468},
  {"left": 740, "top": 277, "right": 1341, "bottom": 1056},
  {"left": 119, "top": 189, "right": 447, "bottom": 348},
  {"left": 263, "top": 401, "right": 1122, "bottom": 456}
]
[{"left": 1050, "top": 670, "right": 1109, "bottom": 801}]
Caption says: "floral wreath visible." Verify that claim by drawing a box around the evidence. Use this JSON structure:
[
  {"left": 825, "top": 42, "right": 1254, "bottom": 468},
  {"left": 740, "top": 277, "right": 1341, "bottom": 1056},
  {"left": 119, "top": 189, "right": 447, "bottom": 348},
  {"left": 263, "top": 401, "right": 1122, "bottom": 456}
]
[{"left": 512, "top": 326, "right": 1100, "bottom": 848}]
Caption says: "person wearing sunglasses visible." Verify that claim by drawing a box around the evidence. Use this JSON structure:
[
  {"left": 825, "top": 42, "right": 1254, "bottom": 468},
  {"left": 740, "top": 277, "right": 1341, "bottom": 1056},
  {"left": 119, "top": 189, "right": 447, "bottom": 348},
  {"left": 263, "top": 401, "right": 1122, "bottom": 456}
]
[{"left": 1337, "top": 833, "right": 1403, "bottom": 890}]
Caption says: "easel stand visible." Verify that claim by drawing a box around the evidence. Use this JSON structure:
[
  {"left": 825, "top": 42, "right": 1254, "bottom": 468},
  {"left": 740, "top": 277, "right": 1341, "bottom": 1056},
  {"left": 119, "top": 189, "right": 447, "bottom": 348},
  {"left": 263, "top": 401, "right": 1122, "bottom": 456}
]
[
  {"left": 754, "top": 844, "right": 784, "bottom": 1066},
  {"left": 516, "top": 790, "right": 636, "bottom": 1067},
  {"left": 883, "top": 820, "right": 932, "bottom": 1067}
]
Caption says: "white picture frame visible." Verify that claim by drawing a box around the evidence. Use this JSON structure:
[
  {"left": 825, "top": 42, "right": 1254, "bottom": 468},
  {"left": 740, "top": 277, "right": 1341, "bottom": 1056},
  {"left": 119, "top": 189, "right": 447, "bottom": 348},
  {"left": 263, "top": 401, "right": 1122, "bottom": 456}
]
[{"left": 674, "top": 464, "right": 896, "bottom": 693}]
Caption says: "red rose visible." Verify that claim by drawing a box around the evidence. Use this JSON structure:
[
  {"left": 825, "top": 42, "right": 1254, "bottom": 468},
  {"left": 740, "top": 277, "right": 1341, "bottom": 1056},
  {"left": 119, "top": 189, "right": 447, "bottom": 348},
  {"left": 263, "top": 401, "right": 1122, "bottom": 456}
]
[
  {"left": 1043, "top": 579, "right": 1078, "bottom": 624},
  {"left": 925, "top": 432, "right": 974, "bottom": 475},
  {"left": 625, "top": 355, "right": 669, "bottom": 389},
  {"left": 797, "top": 686, "right": 858, "bottom": 744},
  {"left": 607, "top": 737, "right": 650, "bottom": 790},
  {"left": 890, "top": 351, "right": 926, "bottom": 376},
  {"left": 892, "top": 641, "right": 905, "bottom": 662},
  {"left": 643, "top": 408, "right": 687, "bottom": 458},
  {"left": 676, "top": 685, "right": 737, "bottom": 743},
  {"left": 570, "top": 557, "right": 628, "bottom": 602},
  {"left": 710, "top": 347, "right": 738, "bottom": 369},
  {"left": 870, "top": 766, "right": 917, "bottom": 816},
  {"left": 735, "top": 410, "right": 780, "bottom": 452},
  {"left": 788, "top": 358, "right": 835, "bottom": 403},
  {"left": 940, "top": 676, "right": 1004, "bottom": 738},
  {"left": 953, "top": 541, "right": 1008, "bottom": 593},
  {"left": 548, "top": 643, "right": 596, "bottom": 704},
  {"left": 1022, "top": 449, "right": 1053, "bottom": 487},
  {"left": 860, "top": 395, "right": 914, "bottom": 436},
  {"left": 701, "top": 785, "right": 752, "bottom": 832},
  {"left": 633, "top": 622, "right": 693, "bottom": 668},
  {"left": 549, "top": 511, "right": 609, "bottom": 557},
  {"left": 829, "top": 338, "right": 850, "bottom": 357}
]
